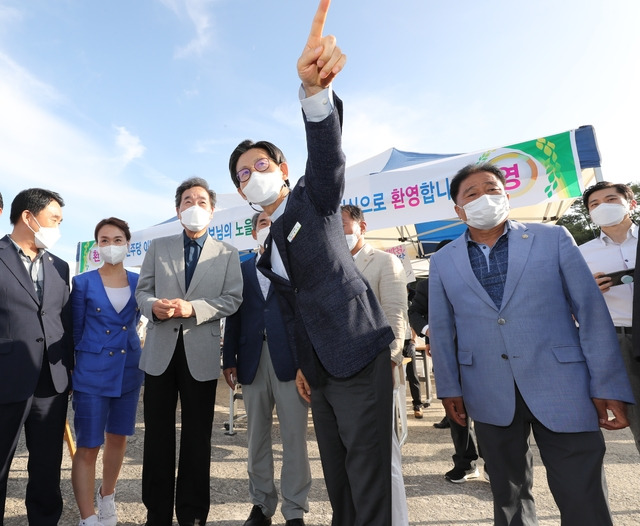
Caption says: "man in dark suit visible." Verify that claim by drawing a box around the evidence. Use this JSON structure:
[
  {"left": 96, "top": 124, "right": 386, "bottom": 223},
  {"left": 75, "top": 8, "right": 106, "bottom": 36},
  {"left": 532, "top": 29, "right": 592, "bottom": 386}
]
[
  {"left": 223, "top": 212, "right": 310, "bottom": 526},
  {"left": 0, "top": 188, "right": 73, "bottom": 525},
  {"left": 228, "top": 2, "right": 394, "bottom": 524},
  {"left": 408, "top": 242, "right": 484, "bottom": 485}
]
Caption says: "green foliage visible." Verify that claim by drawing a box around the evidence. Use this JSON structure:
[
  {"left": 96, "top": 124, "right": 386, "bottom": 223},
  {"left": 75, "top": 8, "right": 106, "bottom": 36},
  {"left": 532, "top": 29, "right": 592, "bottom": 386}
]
[{"left": 556, "top": 182, "right": 640, "bottom": 246}]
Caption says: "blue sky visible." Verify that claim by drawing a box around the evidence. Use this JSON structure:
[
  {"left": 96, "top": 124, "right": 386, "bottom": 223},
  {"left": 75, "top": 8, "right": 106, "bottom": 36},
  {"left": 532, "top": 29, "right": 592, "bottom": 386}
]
[{"left": 0, "top": 0, "right": 638, "bottom": 264}]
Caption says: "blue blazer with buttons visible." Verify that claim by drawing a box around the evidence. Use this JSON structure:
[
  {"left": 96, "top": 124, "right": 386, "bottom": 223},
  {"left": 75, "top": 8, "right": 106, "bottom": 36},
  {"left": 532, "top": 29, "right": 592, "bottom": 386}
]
[
  {"left": 223, "top": 253, "right": 296, "bottom": 385},
  {"left": 71, "top": 269, "right": 143, "bottom": 397}
]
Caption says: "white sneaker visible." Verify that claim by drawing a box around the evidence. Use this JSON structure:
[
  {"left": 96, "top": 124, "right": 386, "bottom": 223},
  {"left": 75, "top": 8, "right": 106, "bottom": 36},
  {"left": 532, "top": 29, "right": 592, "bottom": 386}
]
[
  {"left": 96, "top": 486, "right": 117, "bottom": 526},
  {"left": 78, "top": 515, "right": 104, "bottom": 526}
]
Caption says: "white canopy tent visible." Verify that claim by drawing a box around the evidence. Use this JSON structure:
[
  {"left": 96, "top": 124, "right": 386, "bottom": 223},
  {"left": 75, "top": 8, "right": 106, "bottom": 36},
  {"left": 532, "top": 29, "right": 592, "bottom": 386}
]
[{"left": 76, "top": 126, "right": 602, "bottom": 277}]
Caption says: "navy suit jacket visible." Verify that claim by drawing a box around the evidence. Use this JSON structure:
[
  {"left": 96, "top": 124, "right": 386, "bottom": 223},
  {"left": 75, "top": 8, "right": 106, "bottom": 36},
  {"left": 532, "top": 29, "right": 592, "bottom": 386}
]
[
  {"left": 257, "top": 95, "right": 394, "bottom": 387},
  {"left": 0, "top": 234, "right": 73, "bottom": 403},
  {"left": 71, "top": 269, "right": 144, "bottom": 396},
  {"left": 223, "top": 253, "right": 296, "bottom": 385}
]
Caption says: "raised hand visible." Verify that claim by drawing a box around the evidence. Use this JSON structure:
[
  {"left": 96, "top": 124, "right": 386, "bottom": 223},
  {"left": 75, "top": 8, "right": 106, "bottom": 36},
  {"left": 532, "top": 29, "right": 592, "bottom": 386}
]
[{"left": 297, "top": 0, "right": 347, "bottom": 97}]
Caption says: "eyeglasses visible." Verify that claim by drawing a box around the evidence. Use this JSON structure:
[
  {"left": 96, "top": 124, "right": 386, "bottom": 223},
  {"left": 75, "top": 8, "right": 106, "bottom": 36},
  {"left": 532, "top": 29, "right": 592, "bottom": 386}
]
[{"left": 236, "top": 158, "right": 272, "bottom": 184}]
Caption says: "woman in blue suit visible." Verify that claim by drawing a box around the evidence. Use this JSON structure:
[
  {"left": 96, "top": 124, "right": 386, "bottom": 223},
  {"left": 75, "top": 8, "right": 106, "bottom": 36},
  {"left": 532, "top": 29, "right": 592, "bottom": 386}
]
[{"left": 70, "top": 217, "right": 143, "bottom": 526}]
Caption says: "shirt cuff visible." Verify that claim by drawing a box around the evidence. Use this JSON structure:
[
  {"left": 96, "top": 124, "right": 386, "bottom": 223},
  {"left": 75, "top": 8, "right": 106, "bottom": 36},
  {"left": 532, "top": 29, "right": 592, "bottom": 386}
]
[
  {"left": 422, "top": 324, "right": 429, "bottom": 337},
  {"left": 299, "top": 84, "right": 334, "bottom": 122}
]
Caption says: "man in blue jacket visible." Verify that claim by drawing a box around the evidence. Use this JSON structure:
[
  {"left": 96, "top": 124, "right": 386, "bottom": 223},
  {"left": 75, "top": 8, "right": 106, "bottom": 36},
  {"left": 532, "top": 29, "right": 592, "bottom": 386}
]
[
  {"left": 223, "top": 212, "right": 310, "bottom": 526},
  {"left": 429, "top": 163, "right": 634, "bottom": 526}
]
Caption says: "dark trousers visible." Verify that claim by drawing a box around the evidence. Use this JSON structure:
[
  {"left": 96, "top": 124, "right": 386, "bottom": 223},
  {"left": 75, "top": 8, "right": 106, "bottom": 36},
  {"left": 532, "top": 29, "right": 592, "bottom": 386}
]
[
  {"left": 475, "top": 387, "right": 612, "bottom": 526},
  {"left": 0, "top": 372, "right": 67, "bottom": 525},
  {"left": 405, "top": 358, "right": 422, "bottom": 408},
  {"left": 450, "top": 417, "right": 479, "bottom": 470},
  {"left": 311, "top": 350, "right": 392, "bottom": 526},
  {"left": 142, "top": 335, "right": 217, "bottom": 526}
]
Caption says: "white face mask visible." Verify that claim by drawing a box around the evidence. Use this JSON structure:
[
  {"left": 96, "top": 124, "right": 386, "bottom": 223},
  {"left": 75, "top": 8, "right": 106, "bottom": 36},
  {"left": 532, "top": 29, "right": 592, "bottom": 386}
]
[
  {"left": 256, "top": 226, "right": 270, "bottom": 248},
  {"left": 242, "top": 169, "right": 285, "bottom": 207},
  {"left": 462, "top": 193, "right": 510, "bottom": 230},
  {"left": 345, "top": 233, "right": 360, "bottom": 251},
  {"left": 180, "top": 205, "right": 212, "bottom": 232},
  {"left": 99, "top": 244, "right": 128, "bottom": 265},
  {"left": 26, "top": 216, "right": 61, "bottom": 250},
  {"left": 589, "top": 202, "right": 628, "bottom": 227}
]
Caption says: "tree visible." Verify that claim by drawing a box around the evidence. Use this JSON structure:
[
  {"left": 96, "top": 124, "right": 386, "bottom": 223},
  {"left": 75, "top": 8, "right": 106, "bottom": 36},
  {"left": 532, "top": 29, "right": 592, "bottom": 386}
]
[{"left": 556, "top": 182, "right": 640, "bottom": 246}]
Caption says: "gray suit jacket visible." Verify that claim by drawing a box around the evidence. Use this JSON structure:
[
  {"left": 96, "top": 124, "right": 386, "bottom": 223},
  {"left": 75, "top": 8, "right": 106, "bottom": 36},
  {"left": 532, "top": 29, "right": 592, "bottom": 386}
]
[{"left": 136, "top": 232, "right": 242, "bottom": 381}]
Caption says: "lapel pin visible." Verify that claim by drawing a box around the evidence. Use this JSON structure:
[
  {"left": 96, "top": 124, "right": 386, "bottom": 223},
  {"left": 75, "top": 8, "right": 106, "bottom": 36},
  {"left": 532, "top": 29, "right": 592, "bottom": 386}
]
[
  {"left": 287, "top": 222, "right": 301, "bottom": 243},
  {"left": 522, "top": 234, "right": 529, "bottom": 239}
]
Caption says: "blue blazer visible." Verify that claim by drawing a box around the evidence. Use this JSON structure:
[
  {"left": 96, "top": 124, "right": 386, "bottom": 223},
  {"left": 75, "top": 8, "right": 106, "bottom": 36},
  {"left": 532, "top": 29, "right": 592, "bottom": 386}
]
[
  {"left": 429, "top": 221, "right": 634, "bottom": 433},
  {"left": 257, "top": 95, "right": 394, "bottom": 387},
  {"left": 0, "top": 235, "right": 73, "bottom": 403},
  {"left": 71, "top": 269, "right": 143, "bottom": 397},
  {"left": 223, "top": 254, "right": 296, "bottom": 385}
]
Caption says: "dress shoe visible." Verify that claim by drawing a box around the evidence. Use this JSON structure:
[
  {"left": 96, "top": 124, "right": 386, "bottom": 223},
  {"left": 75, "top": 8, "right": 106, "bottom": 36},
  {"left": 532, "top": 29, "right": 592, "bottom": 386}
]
[
  {"left": 433, "top": 416, "right": 450, "bottom": 429},
  {"left": 285, "top": 519, "right": 305, "bottom": 526},
  {"left": 243, "top": 505, "right": 272, "bottom": 526},
  {"left": 413, "top": 405, "right": 423, "bottom": 419}
]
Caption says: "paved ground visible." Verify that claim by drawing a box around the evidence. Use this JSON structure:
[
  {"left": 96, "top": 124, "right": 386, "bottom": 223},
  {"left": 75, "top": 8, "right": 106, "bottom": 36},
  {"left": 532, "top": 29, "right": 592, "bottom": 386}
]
[{"left": 5, "top": 380, "right": 640, "bottom": 525}]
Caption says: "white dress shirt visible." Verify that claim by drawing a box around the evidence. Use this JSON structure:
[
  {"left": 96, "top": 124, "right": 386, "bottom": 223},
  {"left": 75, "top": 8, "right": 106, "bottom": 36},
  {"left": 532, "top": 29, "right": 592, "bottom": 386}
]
[{"left": 578, "top": 224, "right": 637, "bottom": 327}]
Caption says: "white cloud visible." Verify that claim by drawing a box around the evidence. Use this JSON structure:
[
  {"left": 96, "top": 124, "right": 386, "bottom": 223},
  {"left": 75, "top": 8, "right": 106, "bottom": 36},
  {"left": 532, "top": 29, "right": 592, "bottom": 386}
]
[
  {"left": 114, "top": 126, "right": 146, "bottom": 164},
  {"left": 0, "top": 4, "right": 22, "bottom": 32},
  {"left": 0, "top": 53, "right": 171, "bottom": 263},
  {"left": 159, "top": 0, "right": 217, "bottom": 59}
]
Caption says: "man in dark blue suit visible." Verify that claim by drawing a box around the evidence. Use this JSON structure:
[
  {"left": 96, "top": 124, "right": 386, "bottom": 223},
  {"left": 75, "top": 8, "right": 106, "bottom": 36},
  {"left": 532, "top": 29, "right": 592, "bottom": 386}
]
[
  {"left": 228, "top": 2, "right": 394, "bottom": 524},
  {"left": 0, "top": 188, "right": 73, "bottom": 525},
  {"left": 223, "top": 212, "right": 311, "bottom": 526}
]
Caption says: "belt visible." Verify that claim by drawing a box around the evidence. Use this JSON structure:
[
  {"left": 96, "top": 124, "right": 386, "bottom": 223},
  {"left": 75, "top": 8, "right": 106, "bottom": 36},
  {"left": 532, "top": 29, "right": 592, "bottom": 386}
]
[{"left": 615, "top": 326, "right": 632, "bottom": 335}]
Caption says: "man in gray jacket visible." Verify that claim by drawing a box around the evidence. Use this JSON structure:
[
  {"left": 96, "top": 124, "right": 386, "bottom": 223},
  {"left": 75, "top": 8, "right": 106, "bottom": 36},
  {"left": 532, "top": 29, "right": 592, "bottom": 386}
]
[{"left": 136, "top": 177, "right": 242, "bottom": 526}]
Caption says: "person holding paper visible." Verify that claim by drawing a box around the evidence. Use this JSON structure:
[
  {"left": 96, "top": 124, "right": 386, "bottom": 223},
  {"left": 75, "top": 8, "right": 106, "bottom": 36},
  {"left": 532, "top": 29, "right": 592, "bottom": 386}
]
[{"left": 579, "top": 181, "right": 640, "bottom": 456}]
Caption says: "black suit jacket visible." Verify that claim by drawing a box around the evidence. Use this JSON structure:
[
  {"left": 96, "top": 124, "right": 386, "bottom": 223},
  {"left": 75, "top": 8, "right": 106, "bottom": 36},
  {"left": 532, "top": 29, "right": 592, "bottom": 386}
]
[
  {"left": 0, "top": 235, "right": 73, "bottom": 403},
  {"left": 257, "top": 96, "right": 394, "bottom": 386},
  {"left": 408, "top": 278, "right": 429, "bottom": 340}
]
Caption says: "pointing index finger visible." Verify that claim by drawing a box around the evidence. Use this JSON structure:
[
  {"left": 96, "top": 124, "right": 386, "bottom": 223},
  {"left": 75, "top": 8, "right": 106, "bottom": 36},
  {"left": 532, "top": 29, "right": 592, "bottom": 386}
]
[{"left": 307, "top": 0, "right": 330, "bottom": 43}]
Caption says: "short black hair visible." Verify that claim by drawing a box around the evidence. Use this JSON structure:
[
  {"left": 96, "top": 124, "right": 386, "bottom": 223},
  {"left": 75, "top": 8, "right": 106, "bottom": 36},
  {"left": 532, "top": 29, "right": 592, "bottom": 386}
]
[
  {"left": 582, "top": 181, "right": 634, "bottom": 209},
  {"left": 174, "top": 177, "right": 216, "bottom": 208},
  {"left": 340, "top": 204, "right": 365, "bottom": 223},
  {"left": 228, "top": 139, "right": 289, "bottom": 189},
  {"left": 10, "top": 188, "right": 65, "bottom": 225},
  {"left": 0, "top": 191, "right": 3, "bottom": 210},
  {"left": 449, "top": 163, "right": 506, "bottom": 204},
  {"left": 94, "top": 217, "right": 132, "bottom": 242},
  {"left": 251, "top": 212, "right": 261, "bottom": 231}
]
